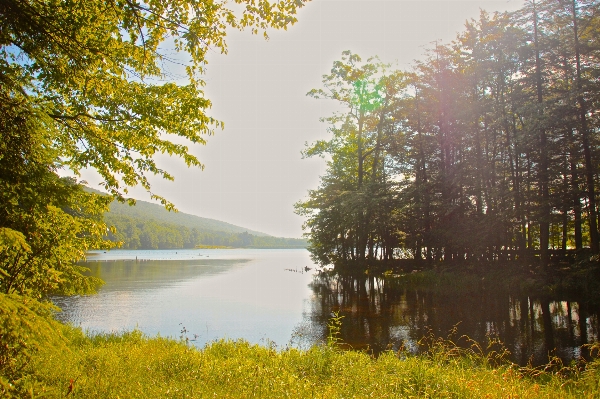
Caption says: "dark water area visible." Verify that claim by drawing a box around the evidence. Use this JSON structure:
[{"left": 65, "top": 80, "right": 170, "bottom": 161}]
[
  {"left": 54, "top": 249, "right": 599, "bottom": 366},
  {"left": 296, "top": 272, "right": 600, "bottom": 366}
]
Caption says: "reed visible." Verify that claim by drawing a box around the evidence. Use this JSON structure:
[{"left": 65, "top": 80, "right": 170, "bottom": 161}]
[{"left": 8, "top": 326, "right": 598, "bottom": 398}]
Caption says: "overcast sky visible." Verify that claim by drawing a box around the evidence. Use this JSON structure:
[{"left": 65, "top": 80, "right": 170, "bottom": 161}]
[{"left": 82, "top": 0, "right": 526, "bottom": 238}]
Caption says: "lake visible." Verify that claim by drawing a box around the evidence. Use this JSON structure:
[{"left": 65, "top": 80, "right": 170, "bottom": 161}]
[
  {"left": 53, "top": 249, "right": 599, "bottom": 366},
  {"left": 53, "top": 249, "right": 315, "bottom": 348}
]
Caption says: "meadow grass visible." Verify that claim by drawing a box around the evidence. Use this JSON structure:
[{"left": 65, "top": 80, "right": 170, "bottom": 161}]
[{"left": 12, "top": 326, "right": 600, "bottom": 398}]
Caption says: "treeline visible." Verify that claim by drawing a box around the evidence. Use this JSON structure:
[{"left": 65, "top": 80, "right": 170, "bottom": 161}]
[
  {"left": 296, "top": 0, "right": 600, "bottom": 269},
  {"left": 105, "top": 214, "right": 306, "bottom": 249}
]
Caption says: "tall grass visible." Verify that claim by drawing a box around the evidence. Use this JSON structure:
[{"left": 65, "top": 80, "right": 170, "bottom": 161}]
[{"left": 9, "top": 325, "right": 599, "bottom": 398}]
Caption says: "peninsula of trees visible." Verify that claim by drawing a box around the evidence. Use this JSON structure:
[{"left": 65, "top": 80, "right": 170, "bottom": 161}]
[{"left": 296, "top": 0, "right": 600, "bottom": 271}]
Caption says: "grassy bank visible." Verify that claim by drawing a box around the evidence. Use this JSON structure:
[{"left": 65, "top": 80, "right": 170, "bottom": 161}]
[
  {"left": 6, "top": 326, "right": 600, "bottom": 398},
  {"left": 2, "top": 294, "right": 600, "bottom": 398}
]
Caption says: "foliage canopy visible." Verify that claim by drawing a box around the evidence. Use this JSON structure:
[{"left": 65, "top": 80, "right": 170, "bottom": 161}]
[
  {"left": 1, "top": 0, "right": 308, "bottom": 202},
  {"left": 0, "top": 0, "right": 307, "bottom": 295}
]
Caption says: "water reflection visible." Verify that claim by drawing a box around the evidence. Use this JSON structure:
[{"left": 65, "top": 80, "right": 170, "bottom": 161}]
[
  {"left": 53, "top": 250, "right": 600, "bottom": 366},
  {"left": 299, "top": 273, "right": 599, "bottom": 366},
  {"left": 52, "top": 249, "right": 315, "bottom": 348},
  {"left": 83, "top": 258, "right": 248, "bottom": 291}
]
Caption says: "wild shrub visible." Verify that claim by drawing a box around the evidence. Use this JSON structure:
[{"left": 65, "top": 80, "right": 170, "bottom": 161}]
[{"left": 0, "top": 294, "right": 71, "bottom": 397}]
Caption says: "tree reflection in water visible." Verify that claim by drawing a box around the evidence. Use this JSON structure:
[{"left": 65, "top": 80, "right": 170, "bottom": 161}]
[{"left": 296, "top": 272, "right": 599, "bottom": 366}]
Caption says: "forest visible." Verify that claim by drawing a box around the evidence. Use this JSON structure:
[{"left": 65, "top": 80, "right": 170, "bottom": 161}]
[
  {"left": 105, "top": 213, "right": 307, "bottom": 249},
  {"left": 296, "top": 0, "right": 600, "bottom": 271},
  {"left": 101, "top": 193, "right": 307, "bottom": 249}
]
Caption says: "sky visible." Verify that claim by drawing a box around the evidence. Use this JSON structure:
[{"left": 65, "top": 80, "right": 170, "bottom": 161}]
[{"left": 81, "top": 0, "right": 526, "bottom": 238}]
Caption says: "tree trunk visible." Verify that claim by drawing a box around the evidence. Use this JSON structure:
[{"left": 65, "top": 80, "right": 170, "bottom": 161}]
[
  {"left": 571, "top": 0, "right": 599, "bottom": 253},
  {"left": 533, "top": 0, "right": 550, "bottom": 267}
]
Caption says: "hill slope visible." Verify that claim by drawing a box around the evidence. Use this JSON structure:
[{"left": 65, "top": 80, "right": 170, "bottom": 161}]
[
  {"left": 108, "top": 198, "right": 270, "bottom": 237},
  {"left": 94, "top": 192, "right": 306, "bottom": 249}
]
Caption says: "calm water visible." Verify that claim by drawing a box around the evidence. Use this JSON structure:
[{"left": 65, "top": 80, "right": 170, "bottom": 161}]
[
  {"left": 53, "top": 249, "right": 599, "bottom": 365},
  {"left": 53, "top": 249, "right": 315, "bottom": 348},
  {"left": 299, "top": 274, "right": 600, "bottom": 366}
]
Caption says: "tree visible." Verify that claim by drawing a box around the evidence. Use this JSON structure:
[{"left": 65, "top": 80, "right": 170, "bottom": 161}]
[
  {"left": 0, "top": 0, "right": 308, "bottom": 295},
  {"left": 1, "top": 0, "right": 307, "bottom": 204},
  {"left": 298, "top": 52, "right": 407, "bottom": 269},
  {"left": 567, "top": 0, "right": 599, "bottom": 253},
  {"left": 0, "top": 92, "right": 109, "bottom": 297}
]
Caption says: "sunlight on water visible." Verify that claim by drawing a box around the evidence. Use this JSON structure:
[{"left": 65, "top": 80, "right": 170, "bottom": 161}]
[{"left": 54, "top": 249, "right": 315, "bottom": 349}]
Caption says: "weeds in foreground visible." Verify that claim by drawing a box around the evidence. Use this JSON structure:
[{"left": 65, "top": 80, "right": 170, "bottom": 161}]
[
  {"left": 326, "top": 310, "right": 344, "bottom": 348},
  {"left": 2, "top": 305, "right": 599, "bottom": 398},
  {"left": 0, "top": 325, "right": 593, "bottom": 398},
  {"left": 411, "top": 324, "right": 512, "bottom": 369}
]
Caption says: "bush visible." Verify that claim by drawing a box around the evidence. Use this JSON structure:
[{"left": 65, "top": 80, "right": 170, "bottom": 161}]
[{"left": 0, "top": 294, "right": 72, "bottom": 397}]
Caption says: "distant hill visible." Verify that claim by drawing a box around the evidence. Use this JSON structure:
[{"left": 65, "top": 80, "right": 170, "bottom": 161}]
[
  {"left": 87, "top": 188, "right": 306, "bottom": 249},
  {"left": 108, "top": 197, "right": 270, "bottom": 237}
]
